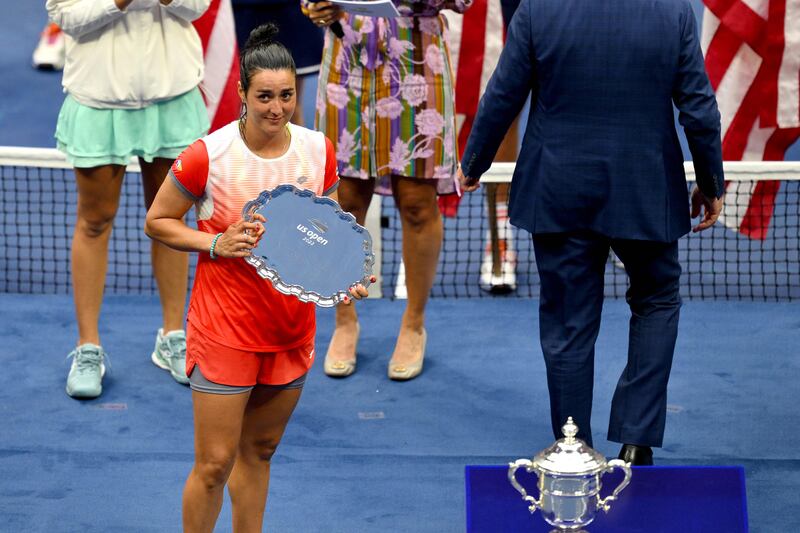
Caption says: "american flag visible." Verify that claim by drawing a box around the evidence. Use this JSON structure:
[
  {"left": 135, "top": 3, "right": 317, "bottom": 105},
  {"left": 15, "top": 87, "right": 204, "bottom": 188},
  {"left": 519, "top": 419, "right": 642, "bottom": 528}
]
[
  {"left": 444, "top": 0, "right": 505, "bottom": 154},
  {"left": 701, "top": 0, "right": 800, "bottom": 239},
  {"left": 192, "top": 0, "right": 241, "bottom": 133},
  {"left": 441, "top": 0, "right": 505, "bottom": 215}
]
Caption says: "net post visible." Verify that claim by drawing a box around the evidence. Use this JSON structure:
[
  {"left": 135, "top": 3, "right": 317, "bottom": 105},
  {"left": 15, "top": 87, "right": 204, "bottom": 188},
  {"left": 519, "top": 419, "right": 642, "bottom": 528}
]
[
  {"left": 485, "top": 183, "right": 501, "bottom": 276},
  {"left": 364, "top": 196, "right": 383, "bottom": 298}
]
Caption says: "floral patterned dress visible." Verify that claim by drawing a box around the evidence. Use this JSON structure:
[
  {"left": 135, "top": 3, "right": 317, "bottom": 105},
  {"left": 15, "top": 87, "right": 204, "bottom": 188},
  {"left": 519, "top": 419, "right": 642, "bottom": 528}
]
[{"left": 314, "top": 0, "right": 472, "bottom": 195}]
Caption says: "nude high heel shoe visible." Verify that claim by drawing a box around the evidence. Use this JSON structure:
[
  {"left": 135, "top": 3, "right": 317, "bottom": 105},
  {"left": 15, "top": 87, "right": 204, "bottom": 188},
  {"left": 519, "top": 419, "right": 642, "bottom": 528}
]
[
  {"left": 323, "top": 323, "right": 359, "bottom": 377},
  {"left": 388, "top": 328, "right": 426, "bottom": 381}
]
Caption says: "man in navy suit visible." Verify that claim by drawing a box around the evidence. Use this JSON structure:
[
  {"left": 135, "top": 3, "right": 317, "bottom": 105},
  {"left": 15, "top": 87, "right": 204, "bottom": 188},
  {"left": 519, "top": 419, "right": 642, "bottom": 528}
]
[{"left": 458, "top": 0, "right": 724, "bottom": 464}]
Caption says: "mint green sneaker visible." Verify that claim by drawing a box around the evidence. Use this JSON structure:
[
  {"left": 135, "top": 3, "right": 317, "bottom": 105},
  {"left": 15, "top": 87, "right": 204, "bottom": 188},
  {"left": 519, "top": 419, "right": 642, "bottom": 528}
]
[
  {"left": 66, "top": 343, "right": 106, "bottom": 399},
  {"left": 151, "top": 329, "right": 189, "bottom": 385}
]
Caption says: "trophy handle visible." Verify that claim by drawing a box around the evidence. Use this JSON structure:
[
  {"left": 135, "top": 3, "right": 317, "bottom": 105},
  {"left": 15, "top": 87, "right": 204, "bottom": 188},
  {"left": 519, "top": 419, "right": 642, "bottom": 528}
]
[
  {"left": 507, "top": 459, "right": 541, "bottom": 513},
  {"left": 597, "top": 458, "right": 632, "bottom": 513}
]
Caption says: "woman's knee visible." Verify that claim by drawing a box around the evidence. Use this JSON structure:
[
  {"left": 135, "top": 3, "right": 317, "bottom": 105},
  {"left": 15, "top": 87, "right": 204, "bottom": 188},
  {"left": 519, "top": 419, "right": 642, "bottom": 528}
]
[
  {"left": 75, "top": 209, "right": 117, "bottom": 239},
  {"left": 336, "top": 183, "right": 373, "bottom": 222},
  {"left": 240, "top": 435, "right": 281, "bottom": 463},
  {"left": 394, "top": 179, "right": 439, "bottom": 231},
  {"left": 337, "top": 196, "right": 369, "bottom": 222},
  {"left": 193, "top": 452, "right": 237, "bottom": 490},
  {"left": 398, "top": 196, "right": 440, "bottom": 232}
]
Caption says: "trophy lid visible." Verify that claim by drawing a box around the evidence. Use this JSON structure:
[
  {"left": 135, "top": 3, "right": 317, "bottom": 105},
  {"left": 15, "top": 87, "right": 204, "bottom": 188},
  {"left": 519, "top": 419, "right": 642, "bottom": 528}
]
[{"left": 532, "top": 417, "right": 608, "bottom": 475}]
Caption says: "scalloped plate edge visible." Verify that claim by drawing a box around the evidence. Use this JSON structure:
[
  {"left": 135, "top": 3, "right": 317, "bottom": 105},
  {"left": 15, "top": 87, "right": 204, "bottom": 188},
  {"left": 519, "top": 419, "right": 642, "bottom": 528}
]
[{"left": 242, "top": 184, "right": 375, "bottom": 308}]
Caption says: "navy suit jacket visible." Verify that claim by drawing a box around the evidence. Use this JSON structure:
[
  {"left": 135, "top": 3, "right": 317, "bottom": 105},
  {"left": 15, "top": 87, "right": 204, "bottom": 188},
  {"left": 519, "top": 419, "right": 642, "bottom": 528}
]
[{"left": 460, "top": 0, "right": 724, "bottom": 242}]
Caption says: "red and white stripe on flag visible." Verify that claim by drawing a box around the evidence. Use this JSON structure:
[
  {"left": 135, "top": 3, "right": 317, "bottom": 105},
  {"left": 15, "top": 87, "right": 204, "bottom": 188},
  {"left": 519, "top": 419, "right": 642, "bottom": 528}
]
[
  {"left": 440, "top": 0, "right": 504, "bottom": 216},
  {"left": 444, "top": 0, "right": 505, "bottom": 155},
  {"left": 193, "top": 0, "right": 241, "bottom": 133},
  {"left": 702, "top": 0, "right": 800, "bottom": 239}
]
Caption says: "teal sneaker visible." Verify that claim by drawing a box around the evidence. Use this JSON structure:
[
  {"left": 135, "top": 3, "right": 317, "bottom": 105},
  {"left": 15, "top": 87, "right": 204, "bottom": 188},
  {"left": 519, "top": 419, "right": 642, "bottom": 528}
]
[
  {"left": 151, "top": 329, "right": 189, "bottom": 385},
  {"left": 66, "top": 343, "right": 106, "bottom": 399}
]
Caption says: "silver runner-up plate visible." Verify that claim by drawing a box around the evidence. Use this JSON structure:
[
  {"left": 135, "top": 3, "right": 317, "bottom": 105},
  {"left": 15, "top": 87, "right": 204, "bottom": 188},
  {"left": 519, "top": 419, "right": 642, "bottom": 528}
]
[{"left": 242, "top": 184, "right": 374, "bottom": 307}]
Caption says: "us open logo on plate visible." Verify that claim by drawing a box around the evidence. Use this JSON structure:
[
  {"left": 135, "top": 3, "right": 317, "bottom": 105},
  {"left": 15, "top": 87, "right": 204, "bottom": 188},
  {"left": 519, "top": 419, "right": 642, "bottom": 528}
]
[
  {"left": 297, "top": 218, "right": 329, "bottom": 246},
  {"left": 309, "top": 218, "right": 328, "bottom": 233}
]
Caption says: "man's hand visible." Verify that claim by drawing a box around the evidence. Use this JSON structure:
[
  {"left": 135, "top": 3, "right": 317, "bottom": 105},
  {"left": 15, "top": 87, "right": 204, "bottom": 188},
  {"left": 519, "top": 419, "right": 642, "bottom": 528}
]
[
  {"left": 457, "top": 166, "right": 480, "bottom": 193},
  {"left": 690, "top": 187, "right": 724, "bottom": 233}
]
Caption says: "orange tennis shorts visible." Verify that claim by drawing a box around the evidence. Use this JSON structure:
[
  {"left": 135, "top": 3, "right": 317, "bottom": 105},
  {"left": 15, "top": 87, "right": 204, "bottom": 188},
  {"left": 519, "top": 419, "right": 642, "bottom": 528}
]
[{"left": 186, "top": 321, "right": 315, "bottom": 387}]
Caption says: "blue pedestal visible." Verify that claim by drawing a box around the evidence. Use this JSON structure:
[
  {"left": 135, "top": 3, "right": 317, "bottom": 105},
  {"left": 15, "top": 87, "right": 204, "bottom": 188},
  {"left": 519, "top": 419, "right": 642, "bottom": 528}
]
[{"left": 465, "top": 465, "right": 748, "bottom": 532}]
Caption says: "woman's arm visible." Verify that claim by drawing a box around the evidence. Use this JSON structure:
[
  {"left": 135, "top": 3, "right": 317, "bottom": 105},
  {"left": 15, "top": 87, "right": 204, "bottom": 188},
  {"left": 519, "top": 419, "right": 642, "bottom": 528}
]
[
  {"left": 46, "top": 0, "right": 129, "bottom": 38},
  {"left": 159, "top": 0, "right": 212, "bottom": 23},
  {"left": 145, "top": 178, "right": 265, "bottom": 258},
  {"left": 144, "top": 178, "right": 211, "bottom": 253}
]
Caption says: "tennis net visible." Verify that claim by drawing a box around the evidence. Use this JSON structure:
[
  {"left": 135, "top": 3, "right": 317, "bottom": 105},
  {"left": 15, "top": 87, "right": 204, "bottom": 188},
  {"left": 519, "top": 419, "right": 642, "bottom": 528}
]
[{"left": 1, "top": 147, "right": 798, "bottom": 300}]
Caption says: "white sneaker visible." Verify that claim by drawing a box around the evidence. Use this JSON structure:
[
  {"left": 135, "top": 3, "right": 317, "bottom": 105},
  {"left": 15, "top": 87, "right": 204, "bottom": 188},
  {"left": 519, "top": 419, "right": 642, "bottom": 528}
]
[
  {"left": 480, "top": 243, "right": 517, "bottom": 293},
  {"left": 66, "top": 343, "right": 107, "bottom": 399},
  {"left": 151, "top": 329, "right": 189, "bottom": 385},
  {"left": 32, "top": 23, "right": 65, "bottom": 71}
]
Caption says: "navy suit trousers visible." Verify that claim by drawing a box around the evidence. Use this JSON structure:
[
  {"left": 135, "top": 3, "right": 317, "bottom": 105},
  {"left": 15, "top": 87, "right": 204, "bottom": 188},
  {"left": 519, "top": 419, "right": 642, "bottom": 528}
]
[{"left": 532, "top": 231, "right": 682, "bottom": 448}]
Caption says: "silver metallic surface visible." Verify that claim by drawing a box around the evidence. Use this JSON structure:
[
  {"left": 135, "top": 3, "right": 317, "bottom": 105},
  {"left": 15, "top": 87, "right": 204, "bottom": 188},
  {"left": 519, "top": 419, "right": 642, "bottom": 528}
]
[
  {"left": 507, "top": 417, "right": 632, "bottom": 531},
  {"left": 243, "top": 185, "right": 374, "bottom": 307}
]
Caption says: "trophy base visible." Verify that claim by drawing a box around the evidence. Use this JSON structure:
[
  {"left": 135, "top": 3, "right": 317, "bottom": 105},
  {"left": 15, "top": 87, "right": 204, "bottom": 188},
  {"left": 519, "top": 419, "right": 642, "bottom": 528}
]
[{"left": 549, "top": 530, "right": 589, "bottom": 533}]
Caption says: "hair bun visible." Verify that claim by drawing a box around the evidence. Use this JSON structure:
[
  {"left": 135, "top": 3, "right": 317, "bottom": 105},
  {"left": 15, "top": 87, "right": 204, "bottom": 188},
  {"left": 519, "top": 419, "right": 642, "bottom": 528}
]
[
  {"left": 244, "top": 23, "right": 280, "bottom": 51},
  {"left": 238, "top": 22, "right": 296, "bottom": 90}
]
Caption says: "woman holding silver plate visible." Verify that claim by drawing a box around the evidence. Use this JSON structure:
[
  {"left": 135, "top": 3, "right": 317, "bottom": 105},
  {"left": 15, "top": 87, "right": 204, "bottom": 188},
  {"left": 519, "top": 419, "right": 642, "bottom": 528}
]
[{"left": 145, "top": 23, "right": 369, "bottom": 532}]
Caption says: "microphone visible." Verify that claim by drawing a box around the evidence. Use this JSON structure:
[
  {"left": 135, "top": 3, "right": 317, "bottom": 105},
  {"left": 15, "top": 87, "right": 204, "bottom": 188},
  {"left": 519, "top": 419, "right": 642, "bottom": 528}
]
[
  {"left": 329, "top": 20, "right": 345, "bottom": 39},
  {"left": 308, "top": 0, "right": 345, "bottom": 39}
]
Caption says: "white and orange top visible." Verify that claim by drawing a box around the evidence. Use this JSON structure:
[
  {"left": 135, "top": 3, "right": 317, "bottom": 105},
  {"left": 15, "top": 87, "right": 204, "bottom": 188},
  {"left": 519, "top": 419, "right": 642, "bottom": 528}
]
[{"left": 171, "top": 121, "right": 339, "bottom": 351}]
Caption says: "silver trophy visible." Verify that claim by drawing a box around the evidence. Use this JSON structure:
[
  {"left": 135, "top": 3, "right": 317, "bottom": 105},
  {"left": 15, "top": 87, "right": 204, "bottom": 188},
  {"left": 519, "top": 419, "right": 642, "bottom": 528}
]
[
  {"left": 507, "top": 417, "right": 632, "bottom": 532},
  {"left": 242, "top": 185, "right": 374, "bottom": 307}
]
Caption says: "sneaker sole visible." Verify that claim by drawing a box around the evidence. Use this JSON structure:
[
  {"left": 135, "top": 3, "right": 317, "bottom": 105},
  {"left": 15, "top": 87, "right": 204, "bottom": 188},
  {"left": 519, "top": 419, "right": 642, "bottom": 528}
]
[
  {"left": 151, "top": 351, "right": 190, "bottom": 385},
  {"left": 65, "top": 385, "right": 102, "bottom": 399},
  {"left": 480, "top": 274, "right": 517, "bottom": 294},
  {"left": 486, "top": 283, "right": 517, "bottom": 294},
  {"left": 32, "top": 61, "right": 63, "bottom": 71}
]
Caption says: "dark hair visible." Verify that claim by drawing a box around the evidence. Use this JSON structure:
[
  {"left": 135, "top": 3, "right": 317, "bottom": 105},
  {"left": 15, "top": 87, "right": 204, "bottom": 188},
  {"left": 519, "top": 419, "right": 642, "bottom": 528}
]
[{"left": 239, "top": 23, "right": 296, "bottom": 93}]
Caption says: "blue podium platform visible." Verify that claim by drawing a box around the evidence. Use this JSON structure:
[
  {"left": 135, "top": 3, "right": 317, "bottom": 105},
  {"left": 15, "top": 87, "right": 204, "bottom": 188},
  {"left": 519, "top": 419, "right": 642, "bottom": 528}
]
[{"left": 465, "top": 465, "right": 748, "bottom": 532}]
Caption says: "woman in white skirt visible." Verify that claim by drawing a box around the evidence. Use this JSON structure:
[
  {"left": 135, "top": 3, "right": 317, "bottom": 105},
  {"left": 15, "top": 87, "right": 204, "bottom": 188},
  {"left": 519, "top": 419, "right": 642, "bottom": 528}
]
[{"left": 47, "top": 0, "right": 211, "bottom": 398}]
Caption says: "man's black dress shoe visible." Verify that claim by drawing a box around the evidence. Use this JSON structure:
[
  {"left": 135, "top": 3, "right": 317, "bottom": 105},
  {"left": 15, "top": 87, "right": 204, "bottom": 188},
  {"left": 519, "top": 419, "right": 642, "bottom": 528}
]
[{"left": 618, "top": 444, "right": 653, "bottom": 466}]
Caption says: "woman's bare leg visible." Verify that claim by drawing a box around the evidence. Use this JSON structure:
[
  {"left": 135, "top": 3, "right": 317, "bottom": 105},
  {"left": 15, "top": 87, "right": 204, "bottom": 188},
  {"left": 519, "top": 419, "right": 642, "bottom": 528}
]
[
  {"left": 140, "top": 157, "right": 188, "bottom": 333},
  {"left": 71, "top": 165, "right": 125, "bottom": 345},
  {"left": 391, "top": 177, "right": 442, "bottom": 366},
  {"left": 227, "top": 386, "right": 303, "bottom": 532},
  {"left": 183, "top": 389, "right": 250, "bottom": 533},
  {"left": 326, "top": 177, "right": 375, "bottom": 365}
]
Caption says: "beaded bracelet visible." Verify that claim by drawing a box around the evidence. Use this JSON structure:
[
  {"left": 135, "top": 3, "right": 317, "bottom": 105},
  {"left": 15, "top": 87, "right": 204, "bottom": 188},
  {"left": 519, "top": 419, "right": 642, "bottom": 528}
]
[{"left": 209, "top": 232, "right": 223, "bottom": 260}]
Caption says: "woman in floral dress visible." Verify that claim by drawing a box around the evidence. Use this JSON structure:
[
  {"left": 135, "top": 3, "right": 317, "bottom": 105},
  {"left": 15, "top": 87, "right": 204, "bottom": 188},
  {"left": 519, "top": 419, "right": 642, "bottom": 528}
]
[{"left": 305, "top": 0, "right": 471, "bottom": 380}]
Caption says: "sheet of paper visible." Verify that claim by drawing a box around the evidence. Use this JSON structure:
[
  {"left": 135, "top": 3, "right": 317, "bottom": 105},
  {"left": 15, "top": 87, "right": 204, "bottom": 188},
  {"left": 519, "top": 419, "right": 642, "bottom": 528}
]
[{"left": 328, "top": 0, "right": 401, "bottom": 18}]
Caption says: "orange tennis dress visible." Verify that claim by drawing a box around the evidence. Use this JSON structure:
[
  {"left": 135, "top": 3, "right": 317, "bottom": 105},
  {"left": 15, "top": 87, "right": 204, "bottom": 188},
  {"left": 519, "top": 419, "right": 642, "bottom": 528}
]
[{"left": 170, "top": 121, "right": 339, "bottom": 386}]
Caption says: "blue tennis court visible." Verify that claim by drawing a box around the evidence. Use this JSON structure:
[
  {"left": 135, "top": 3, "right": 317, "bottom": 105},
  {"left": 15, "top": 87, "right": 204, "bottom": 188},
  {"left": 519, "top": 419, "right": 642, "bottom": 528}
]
[{"left": 1, "top": 2, "right": 799, "bottom": 532}]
